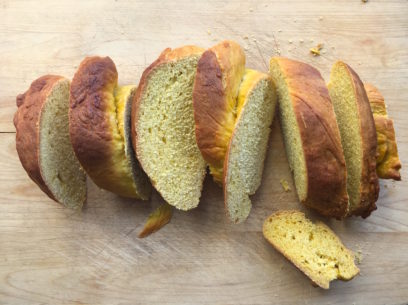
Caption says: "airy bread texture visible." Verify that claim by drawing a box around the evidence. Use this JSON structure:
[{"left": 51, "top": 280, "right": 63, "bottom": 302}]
[
  {"left": 263, "top": 210, "right": 359, "bottom": 289},
  {"left": 132, "top": 46, "right": 207, "bottom": 210},
  {"left": 269, "top": 57, "right": 349, "bottom": 218},
  {"left": 365, "top": 83, "right": 401, "bottom": 180},
  {"left": 70, "top": 56, "right": 151, "bottom": 199},
  {"left": 328, "top": 62, "right": 379, "bottom": 218},
  {"left": 193, "top": 40, "right": 246, "bottom": 183},
  {"left": 224, "top": 69, "right": 277, "bottom": 223},
  {"left": 14, "top": 75, "right": 86, "bottom": 208}
]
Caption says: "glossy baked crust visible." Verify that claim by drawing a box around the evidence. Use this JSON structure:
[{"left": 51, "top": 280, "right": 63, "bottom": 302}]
[
  {"left": 70, "top": 56, "right": 150, "bottom": 199},
  {"left": 365, "top": 83, "right": 401, "bottom": 180},
  {"left": 271, "top": 57, "right": 349, "bottom": 218},
  {"left": 193, "top": 41, "right": 245, "bottom": 183},
  {"left": 14, "top": 75, "right": 66, "bottom": 201}
]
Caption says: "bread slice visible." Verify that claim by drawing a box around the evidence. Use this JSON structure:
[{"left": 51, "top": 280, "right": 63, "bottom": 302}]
[
  {"left": 70, "top": 56, "right": 151, "bottom": 199},
  {"left": 269, "top": 57, "right": 349, "bottom": 218},
  {"left": 224, "top": 69, "right": 277, "bottom": 223},
  {"left": 14, "top": 75, "right": 86, "bottom": 208},
  {"left": 328, "top": 62, "right": 379, "bottom": 217},
  {"left": 365, "top": 83, "right": 401, "bottom": 180},
  {"left": 193, "top": 40, "right": 246, "bottom": 183},
  {"left": 132, "top": 46, "right": 207, "bottom": 210},
  {"left": 263, "top": 210, "right": 359, "bottom": 289}
]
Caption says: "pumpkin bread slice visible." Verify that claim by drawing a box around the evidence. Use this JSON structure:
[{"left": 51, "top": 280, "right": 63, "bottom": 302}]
[
  {"left": 132, "top": 46, "right": 207, "bottom": 210},
  {"left": 224, "top": 69, "right": 277, "bottom": 223},
  {"left": 269, "top": 57, "right": 349, "bottom": 218},
  {"left": 328, "top": 62, "right": 379, "bottom": 217},
  {"left": 263, "top": 210, "right": 359, "bottom": 289},
  {"left": 14, "top": 75, "right": 86, "bottom": 209}
]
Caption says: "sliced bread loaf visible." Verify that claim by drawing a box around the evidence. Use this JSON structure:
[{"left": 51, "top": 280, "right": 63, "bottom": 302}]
[
  {"left": 269, "top": 57, "right": 349, "bottom": 218},
  {"left": 70, "top": 56, "right": 151, "bottom": 199},
  {"left": 224, "top": 69, "right": 277, "bottom": 223},
  {"left": 328, "top": 62, "right": 379, "bottom": 217},
  {"left": 193, "top": 40, "right": 246, "bottom": 183},
  {"left": 132, "top": 46, "right": 207, "bottom": 210},
  {"left": 365, "top": 83, "right": 401, "bottom": 180},
  {"left": 263, "top": 210, "right": 359, "bottom": 289},
  {"left": 14, "top": 75, "right": 86, "bottom": 208}
]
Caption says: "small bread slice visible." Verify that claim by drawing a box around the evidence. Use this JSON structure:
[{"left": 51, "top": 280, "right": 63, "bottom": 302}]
[
  {"left": 70, "top": 56, "right": 151, "bottom": 199},
  {"left": 193, "top": 40, "right": 246, "bottom": 183},
  {"left": 263, "top": 210, "right": 359, "bottom": 289},
  {"left": 132, "top": 46, "right": 207, "bottom": 210},
  {"left": 328, "top": 62, "right": 379, "bottom": 217},
  {"left": 365, "top": 83, "right": 401, "bottom": 180},
  {"left": 14, "top": 75, "right": 86, "bottom": 208},
  {"left": 224, "top": 70, "right": 277, "bottom": 223},
  {"left": 269, "top": 57, "right": 349, "bottom": 218}
]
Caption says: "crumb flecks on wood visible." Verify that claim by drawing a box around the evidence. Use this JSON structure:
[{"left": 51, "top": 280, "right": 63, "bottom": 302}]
[
  {"left": 280, "top": 179, "right": 291, "bottom": 192},
  {"left": 310, "top": 43, "right": 323, "bottom": 56}
]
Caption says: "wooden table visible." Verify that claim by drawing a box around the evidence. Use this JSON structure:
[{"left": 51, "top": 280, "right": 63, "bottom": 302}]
[{"left": 0, "top": 1, "right": 407, "bottom": 304}]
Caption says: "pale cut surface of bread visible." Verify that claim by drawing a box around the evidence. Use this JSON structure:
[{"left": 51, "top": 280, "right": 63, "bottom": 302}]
[
  {"left": 328, "top": 62, "right": 379, "bottom": 218},
  {"left": 14, "top": 76, "right": 86, "bottom": 209},
  {"left": 364, "top": 83, "right": 401, "bottom": 180},
  {"left": 70, "top": 56, "right": 151, "bottom": 199},
  {"left": 263, "top": 210, "right": 359, "bottom": 289},
  {"left": 193, "top": 40, "right": 246, "bottom": 183},
  {"left": 269, "top": 57, "right": 349, "bottom": 219},
  {"left": 132, "top": 46, "right": 207, "bottom": 211},
  {"left": 224, "top": 69, "right": 277, "bottom": 223}
]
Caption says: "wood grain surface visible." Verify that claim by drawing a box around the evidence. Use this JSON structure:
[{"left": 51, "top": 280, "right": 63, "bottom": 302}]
[{"left": 0, "top": 1, "right": 407, "bottom": 304}]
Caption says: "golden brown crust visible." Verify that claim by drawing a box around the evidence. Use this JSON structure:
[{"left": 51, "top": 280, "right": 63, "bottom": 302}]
[
  {"left": 364, "top": 83, "right": 401, "bottom": 180},
  {"left": 70, "top": 56, "right": 117, "bottom": 188},
  {"left": 193, "top": 41, "right": 245, "bottom": 183},
  {"left": 70, "top": 56, "right": 148, "bottom": 198},
  {"left": 272, "top": 57, "right": 349, "bottom": 218},
  {"left": 14, "top": 75, "right": 65, "bottom": 201},
  {"left": 131, "top": 45, "right": 204, "bottom": 195},
  {"left": 342, "top": 65, "right": 379, "bottom": 217}
]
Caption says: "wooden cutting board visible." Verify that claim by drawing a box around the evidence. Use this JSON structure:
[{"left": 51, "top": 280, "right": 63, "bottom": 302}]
[{"left": 0, "top": 1, "right": 407, "bottom": 304}]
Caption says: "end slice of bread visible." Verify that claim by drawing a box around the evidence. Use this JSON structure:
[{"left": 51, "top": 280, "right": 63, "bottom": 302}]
[
  {"left": 269, "top": 57, "right": 349, "bottom": 218},
  {"left": 364, "top": 83, "right": 401, "bottom": 180},
  {"left": 70, "top": 56, "right": 151, "bottom": 199},
  {"left": 132, "top": 46, "right": 207, "bottom": 210},
  {"left": 263, "top": 210, "right": 359, "bottom": 289},
  {"left": 14, "top": 75, "right": 86, "bottom": 208},
  {"left": 224, "top": 70, "right": 277, "bottom": 223},
  {"left": 328, "top": 62, "right": 379, "bottom": 217},
  {"left": 193, "top": 40, "right": 246, "bottom": 183}
]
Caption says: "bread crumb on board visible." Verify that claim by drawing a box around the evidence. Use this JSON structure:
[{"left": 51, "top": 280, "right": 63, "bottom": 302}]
[
  {"left": 355, "top": 249, "right": 364, "bottom": 264},
  {"left": 280, "top": 179, "right": 291, "bottom": 192},
  {"left": 362, "top": 0, "right": 368, "bottom": 2},
  {"left": 310, "top": 43, "right": 323, "bottom": 56}
]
